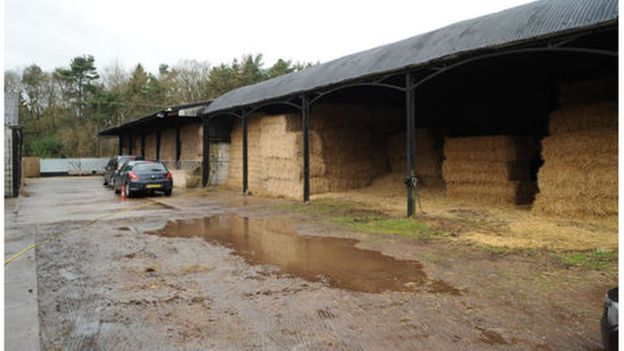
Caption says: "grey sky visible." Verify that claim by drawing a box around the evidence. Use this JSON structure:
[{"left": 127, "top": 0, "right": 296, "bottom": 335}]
[{"left": 5, "top": 0, "right": 534, "bottom": 74}]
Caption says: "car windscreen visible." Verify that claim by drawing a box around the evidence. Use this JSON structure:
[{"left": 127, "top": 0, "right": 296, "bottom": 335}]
[{"left": 132, "top": 163, "right": 167, "bottom": 172}]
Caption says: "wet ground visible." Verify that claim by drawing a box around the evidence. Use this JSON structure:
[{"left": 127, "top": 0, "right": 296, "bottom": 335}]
[{"left": 6, "top": 177, "right": 617, "bottom": 350}]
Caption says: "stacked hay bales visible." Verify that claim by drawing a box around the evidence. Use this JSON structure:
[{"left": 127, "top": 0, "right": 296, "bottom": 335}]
[
  {"left": 310, "top": 104, "right": 388, "bottom": 193},
  {"left": 22, "top": 157, "right": 40, "bottom": 178},
  {"left": 226, "top": 104, "right": 393, "bottom": 199},
  {"left": 144, "top": 132, "right": 157, "bottom": 160},
  {"left": 443, "top": 136, "right": 537, "bottom": 204},
  {"left": 533, "top": 102, "right": 617, "bottom": 218},
  {"left": 180, "top": 123, "right": 203, "bottom": 161},
  {"left": 226, "top": 114, "right": 311, "bottom": 198},
  {"left": 386, "top": 129, "right": 445, "bottom": 188},
  {"left": 159, "top": 129, "right": 177, "bottom": 168}
]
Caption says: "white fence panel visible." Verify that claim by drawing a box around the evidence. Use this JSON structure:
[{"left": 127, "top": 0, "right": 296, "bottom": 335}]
[{"left": 40, "top": 158, "right": 109, "bottom": 176}]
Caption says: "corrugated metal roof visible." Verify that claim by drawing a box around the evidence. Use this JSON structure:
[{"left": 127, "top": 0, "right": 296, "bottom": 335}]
[
  {"left": 205, "top": 0, "right": 617, "bottom": 114},
  {"left": 98, "top": 101, "right": 211, "bottom": 136},
  {"left": 4, "top": 91, "right": 19, "bottom": 126}
]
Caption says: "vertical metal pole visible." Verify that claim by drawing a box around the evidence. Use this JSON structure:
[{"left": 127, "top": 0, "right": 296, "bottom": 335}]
[
  {"left": 128, "top": 132, "right": 133, "bottom": 155},
  {"left": 118, "top": 136, "right": 122, "bottom": 156},
  {"left": 302, "top": 95, "right": 310, "bottom": 202},
  {"left": 175, "top": 127, "right": 181, "bottom": 169},
  {"left": 202, "top": 120, "right": 210, "bottom": 187},
  {"left": 405, "top": 73, "right": 416, "bottom": 217},
  {"left": 242, "top": 110, "right": 249, "bottom": 194},
  {"left": 156, "top": 130, "right": 161, "bottom": 161},
  {"left": 140, "top": 133, "right": 146, "bottom": 158}
]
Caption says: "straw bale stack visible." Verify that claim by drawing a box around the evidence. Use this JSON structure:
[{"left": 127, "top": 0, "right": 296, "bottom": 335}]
[
  {"left": 144, "top": 132, "right": 157, "bottom": 160},
  {"left": 548, "top": 103, "right": 617, "bottom": 135},
  {"left": 443, "top": 135, "right": 537, "bottom": 204},
  {"left": 533, "top": 102, "right": 617, "bottom": 218},
  {"left": 226, "top": 114, "right": 310, "bottom": 199},
  {"left": 180, "top": 123, "right": 202, "bottom": 161},
  {"left": 160, "top": 129, "right": 176, "bottom": 161},
  {"left": 309, "top": 105, "right": 388, "bottom": 192},
  {"left": 559, "top": 77, "right": 617, "bottom": 106},
  {"left": 226, "top": 104, "right": 393, "bottom": 198},
  {"left": 386, "top": 129, "right": 445, "bottom": 188},
  {"left": 22, "top": 157, "right": 40, "bottom": 178}
]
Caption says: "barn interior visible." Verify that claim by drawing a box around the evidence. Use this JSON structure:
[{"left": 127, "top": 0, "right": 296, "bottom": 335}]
[{"left": 223, "top": 27, "right": 616, "bottom": 222}]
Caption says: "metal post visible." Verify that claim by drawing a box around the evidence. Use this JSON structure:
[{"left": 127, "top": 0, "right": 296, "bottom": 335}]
[
  {"left": 202, "top": 121, "right": 210, "bottom": 187},
  {"left": 405, "top": 73, "right": 416, "bottom": 217},
  {"left": 156, "top": 130, "right": 161, "bottom": 161},
  {"left": 140, "top": 133, "right": 146, "bottom": 158},
  {"left": 128, "top": 132, "right": 133, "bottom": 155},
  {"left": 118, "top": 136, "right": 122, "bottom": 156},
  {"left": 242, "top": 110, "right": 249, "bottom": 194},
  {"left": 302, "top": 95, "right": 310, "bottom": 202},
  {"left": 175, "top": 127, "right": 181, "bottom": 169}
]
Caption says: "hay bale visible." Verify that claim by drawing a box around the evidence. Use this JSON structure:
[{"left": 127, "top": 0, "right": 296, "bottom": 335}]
[
  {"left": 442, "top": 161, "right": 532, "bottom": 183},
  {"left": 549, "top": 103, "right": 617, "bottom": 135},
  {"left": 443, "top": 135, "right": 537, "bottom": 205},
  {"left": 447, "top": 181, "right": 537, "bottom": 205},
  {"left": 22, "top": 157, "right": 40, "bottom": 178},
  {"left": 386, "top": 129, "right": 445, "bottom": 187},
  {"left": 444, "top": 136, "right": 537, "bottom": 162},
  {"left": 533, "top": 129, "right": 617, "bottom": 219},
  {"left": 560, "top": 77, "right": 617, "bottom": 106}
]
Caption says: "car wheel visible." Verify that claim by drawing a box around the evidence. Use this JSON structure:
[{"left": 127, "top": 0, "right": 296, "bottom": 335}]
[
  {"left": 124, "top": 183, "right": 133, "bottom": 198},
  {"left": 164, "top": 189, "right": 172, "bottom": 197}
]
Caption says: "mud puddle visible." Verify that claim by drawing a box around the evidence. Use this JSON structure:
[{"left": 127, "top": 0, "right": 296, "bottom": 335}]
[{"left": 148, "top": 214, "right": 458, "bottom": 294}]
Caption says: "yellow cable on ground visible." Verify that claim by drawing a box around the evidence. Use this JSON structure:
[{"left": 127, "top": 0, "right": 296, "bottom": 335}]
[{"left": 3, "top": 190, "right": 200, "bottom": 266}]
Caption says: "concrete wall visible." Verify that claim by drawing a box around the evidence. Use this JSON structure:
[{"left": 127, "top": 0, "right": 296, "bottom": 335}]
[{"left": 209, "top": 142, "right": 230, "bottom": 186}]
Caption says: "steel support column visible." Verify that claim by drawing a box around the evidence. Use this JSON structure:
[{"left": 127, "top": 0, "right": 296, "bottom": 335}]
[
  {"left": 202, "top": 121, "right": 210, "bottom": 187},
  {"left": 405, "top": 73, "right": 416, "bottom": 217},
  {"left": 301, "top": 95, "right": 311, "bottom": 202},
  {"left": 242, "top": 110, "right": 249, "bottom": 194},
  {"left": 175, "top": 127, "right": 181, "bottom": 169},
  {"left": 156, "top": 130, "right": 161, "bottom": 161}
]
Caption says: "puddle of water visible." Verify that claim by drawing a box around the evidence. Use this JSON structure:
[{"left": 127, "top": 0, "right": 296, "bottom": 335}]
[{"left": 148, "top": 214, "right": 448, "bottom": 294}]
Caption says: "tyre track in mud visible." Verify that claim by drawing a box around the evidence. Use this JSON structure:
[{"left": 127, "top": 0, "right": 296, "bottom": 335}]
[{"left": 28, "top": 178, "right": 611, "bottom": 350}]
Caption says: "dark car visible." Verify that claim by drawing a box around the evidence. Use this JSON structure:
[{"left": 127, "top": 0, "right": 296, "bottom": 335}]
[
  {"left": 103, "top": 155, "right": 141, "bottom": 188},
  {"left": 113, "top": 160, "right": 173, "bottom": 197},
  {"left": 601, "top": 287, "right": 618, "bottom": 351}
]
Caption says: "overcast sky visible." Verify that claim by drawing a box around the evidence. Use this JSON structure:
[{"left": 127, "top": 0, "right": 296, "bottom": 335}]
[{"left": 5, "top": 0, "right": 535, "bottom": 74}]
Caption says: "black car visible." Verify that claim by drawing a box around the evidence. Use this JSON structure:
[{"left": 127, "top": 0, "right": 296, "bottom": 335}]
[
  {"left": 103, "top": 155, "right": 141, "bottom": 188},
  {"left": 601, "top": 287, "right": 618, "bottom": 351},
  {"left": 113, "top": 160, "right": 173, "bottom": 197}
]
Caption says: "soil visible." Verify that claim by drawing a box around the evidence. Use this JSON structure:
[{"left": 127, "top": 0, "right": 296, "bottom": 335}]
[{"left": 16, "top": 177, "right": 616, "bottom": 350}]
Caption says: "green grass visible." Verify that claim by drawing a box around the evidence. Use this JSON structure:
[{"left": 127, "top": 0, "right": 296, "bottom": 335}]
[
  {"left": 555, "top": 249, "right": 617, "bottom": 270},
  {"left": 280, "top": 198, "right": 444, "bottom": 239}
]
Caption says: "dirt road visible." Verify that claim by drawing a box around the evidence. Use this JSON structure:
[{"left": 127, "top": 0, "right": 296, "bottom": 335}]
[{"left": 7, "top": 177, "right": 615, "bottom": 350}]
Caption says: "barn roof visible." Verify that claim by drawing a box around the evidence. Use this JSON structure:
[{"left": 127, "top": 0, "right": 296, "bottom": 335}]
[
  {"left": 99, "top": 101, "right": 211, "bottom": 136},
  {"left": 205, "top": 0, "right": 617, "bottom": 115}
]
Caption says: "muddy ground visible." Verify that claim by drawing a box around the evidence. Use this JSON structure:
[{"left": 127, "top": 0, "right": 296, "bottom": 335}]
[{"left": 9, "top": 177, "right": 616, "bottom": 350}]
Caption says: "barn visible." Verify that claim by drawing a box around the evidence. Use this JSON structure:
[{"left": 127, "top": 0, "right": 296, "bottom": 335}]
[{"left": 200, "top": 0, "right": 617, "bottom": 221}]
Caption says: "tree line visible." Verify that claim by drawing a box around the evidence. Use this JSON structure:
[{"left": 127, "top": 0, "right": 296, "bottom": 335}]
[{"left": 4, "top": 54, "right": 314, "bottom": 158}]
